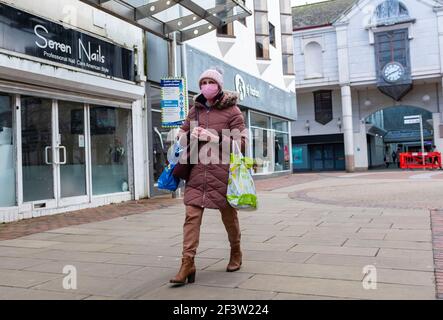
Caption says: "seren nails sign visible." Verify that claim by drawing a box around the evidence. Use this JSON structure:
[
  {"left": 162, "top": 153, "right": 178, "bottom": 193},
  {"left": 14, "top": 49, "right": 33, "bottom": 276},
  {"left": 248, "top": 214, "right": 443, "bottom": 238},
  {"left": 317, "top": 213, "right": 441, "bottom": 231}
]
[{"left": 0, "top": 3, "right": 134, "bottom": 81}]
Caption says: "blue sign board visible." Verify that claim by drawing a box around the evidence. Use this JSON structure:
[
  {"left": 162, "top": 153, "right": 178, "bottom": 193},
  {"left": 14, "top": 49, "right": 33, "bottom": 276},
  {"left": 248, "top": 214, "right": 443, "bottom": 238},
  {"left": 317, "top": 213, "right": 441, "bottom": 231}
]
[{"left": 161, "top": 78, "right": 188, "bottom": 128}]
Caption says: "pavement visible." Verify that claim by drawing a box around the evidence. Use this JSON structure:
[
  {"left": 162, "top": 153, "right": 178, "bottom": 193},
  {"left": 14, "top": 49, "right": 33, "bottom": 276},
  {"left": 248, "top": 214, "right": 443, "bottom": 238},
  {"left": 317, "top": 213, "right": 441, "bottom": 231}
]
[{"left": 1, "top": 170, "right": 443, "bottom": 300}]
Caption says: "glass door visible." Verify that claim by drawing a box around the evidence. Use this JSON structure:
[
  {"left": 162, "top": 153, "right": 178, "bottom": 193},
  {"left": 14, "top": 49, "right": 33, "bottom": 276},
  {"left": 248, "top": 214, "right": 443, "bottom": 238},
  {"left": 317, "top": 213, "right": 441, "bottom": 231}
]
[
  {"left": 57, "top": 101, "right": 89, "bottom": 207},
  {"left": 20, "top": 97, "right": 89, "bottom": 209},
  {"left": 21, "top": 96, "right": 57, "bottom": 208}
]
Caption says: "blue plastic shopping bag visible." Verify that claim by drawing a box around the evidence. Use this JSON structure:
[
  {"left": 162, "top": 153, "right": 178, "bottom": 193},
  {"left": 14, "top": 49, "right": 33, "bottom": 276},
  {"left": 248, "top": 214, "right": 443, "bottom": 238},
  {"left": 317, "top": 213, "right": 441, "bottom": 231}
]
[
  {"left": 158, "top": 141, "right": 184, "bottom": 192},
  {"left": 158, "top": 163, "right": 180, "bottom": 192}
]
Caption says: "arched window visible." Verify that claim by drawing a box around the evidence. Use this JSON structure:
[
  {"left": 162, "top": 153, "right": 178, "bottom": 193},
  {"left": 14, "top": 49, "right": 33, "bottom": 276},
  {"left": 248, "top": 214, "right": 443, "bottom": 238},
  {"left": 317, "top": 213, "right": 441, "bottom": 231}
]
[
  {"left": 304, "top": 41, "right": 323, "bottom": 79},
  {"left": 373, "top": 0, "right": 410, "bottom": 25}
]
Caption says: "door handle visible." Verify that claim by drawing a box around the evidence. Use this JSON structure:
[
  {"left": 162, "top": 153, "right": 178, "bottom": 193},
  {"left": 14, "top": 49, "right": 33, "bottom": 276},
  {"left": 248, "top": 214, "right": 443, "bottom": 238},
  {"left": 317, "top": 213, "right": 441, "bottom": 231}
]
[
  {"left": 44, "top": 146, "right": 52, "bottom": 165},
  {"left": 59, "top": 146, "right": 67, "bottom": 165}
]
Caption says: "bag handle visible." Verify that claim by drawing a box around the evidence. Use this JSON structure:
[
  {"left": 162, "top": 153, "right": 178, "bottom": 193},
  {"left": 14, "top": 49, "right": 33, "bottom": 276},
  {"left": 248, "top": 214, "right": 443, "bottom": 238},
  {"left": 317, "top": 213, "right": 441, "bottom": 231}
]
[{"left": 232, "top": 140, "right": 242, "bottom": 157}]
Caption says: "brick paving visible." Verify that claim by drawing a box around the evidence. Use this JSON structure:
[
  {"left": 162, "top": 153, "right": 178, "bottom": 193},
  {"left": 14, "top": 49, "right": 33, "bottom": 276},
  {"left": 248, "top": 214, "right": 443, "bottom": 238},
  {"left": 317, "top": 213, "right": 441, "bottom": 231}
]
[
  {"left": 0, "top": 197, "right": 181, "bottom": 241},
  {"left": 431, "top": 209, "right": 443, "bottom": 299}
]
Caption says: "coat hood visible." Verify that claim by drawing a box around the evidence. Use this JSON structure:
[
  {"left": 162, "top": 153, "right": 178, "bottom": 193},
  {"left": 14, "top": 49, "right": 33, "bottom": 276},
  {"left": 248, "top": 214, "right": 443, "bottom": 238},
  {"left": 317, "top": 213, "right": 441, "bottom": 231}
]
[{"left": 194, "top": 91, "right": 239, "bottom": 109}]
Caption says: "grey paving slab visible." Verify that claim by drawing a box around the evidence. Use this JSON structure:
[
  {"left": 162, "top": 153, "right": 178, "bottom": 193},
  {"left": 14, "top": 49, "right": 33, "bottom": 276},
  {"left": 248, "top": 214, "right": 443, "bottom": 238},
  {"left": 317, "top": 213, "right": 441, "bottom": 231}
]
[
  {"left": 137, "top": 284, "right": 277, "bottom": 300},
  {"left": 302, "top": 231, "right": 387, "bottom": 240},
  {"left": 27, "top": 249, "right": 130, "bottom": 264},
  {"left": 305, "top": 253, "right": 435, "bottom": 272},
  {"left": 103, "top": 244, "right": 184, "bottom": 256},
  {"left": 207, "top": 260, "right": 364, "bottom": 281},
  {"left": 32, "top": 275, "right": 146, "bottom": 298},
  {"left": 0, "top": 241, "right": 50, "bottom": 250},
  {"left": 24, "top": 261, "right": 143, "bottom": 278},
  {"left": 0, "top": 286, "right": 88, "bottom": 300},
  {"left": 376, "top": 269, "right": 435, "bottom": 287},
  {"left": 106, "top": 254, "right": 220, "bottom": 270},
  {"left": 47, "top": 234, "right": 117, "bottom": 244},
  {"left": 238, "top": 274, "right": 435, "bottom": 300},
  {"left": 265, "top": 236, "right": 346, "bottom": 247},
  {"left": 104, "top": 236, "right": 182, "bottom": 246},
  {"left": 272, "top": 292, "right": 356, "bottom": 300},
  {"left": 198, "top": 248, "right": 313, "bottom": 263},
  {"left": 0, "top": 247, "right": 47, "bottom": 258},
  {"left": 384, "top": 230, "right": 432, "bottom": 242},
  {"left": 44, "top": 242, "right": 117, "bottom": 252},
  {"left": 376, "top": 248, "right": 434, "bottom": 260},
  {"left": 0, "top": 257, "right": 48, "bottom": 271},
  {"left": 344, "top": 239, "right": 432, "bottom": 250},
  {"left": 289, "top": 245, "right": 379, "bottom": 257},
  {"left": 0, "top": 269, "right": 63, "bottom": 288},
  {"left": 45, "top": 227, "right": 106, "bottom": 235},
  {"left": 20, "top": 233, "right": 67, "bottom": 241},
  {"left": 180, "top": 270, "right": 254, "bottom": 289}
]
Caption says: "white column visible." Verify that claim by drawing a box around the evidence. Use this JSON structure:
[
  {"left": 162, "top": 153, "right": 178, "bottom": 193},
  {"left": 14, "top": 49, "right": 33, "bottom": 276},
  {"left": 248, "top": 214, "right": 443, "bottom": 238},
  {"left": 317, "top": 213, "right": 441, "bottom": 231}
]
[
  {"left": 433, "top": 112, "right": 443, "bottom": 153},
  {"left": 341, "top": 85, "right": 355, "bottom": 172},
  {"left": 336, "top": 22, "right": 355, "bottom": 172},
  {"left": 436, "top": 8, "right": 443, "bottom": 73}
]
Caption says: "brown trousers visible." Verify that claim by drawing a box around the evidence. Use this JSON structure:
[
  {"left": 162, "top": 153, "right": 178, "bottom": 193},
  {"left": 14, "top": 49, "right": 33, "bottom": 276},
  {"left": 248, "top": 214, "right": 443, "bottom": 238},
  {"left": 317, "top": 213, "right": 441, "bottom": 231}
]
[{"left": 182, "top": 205, "right": 241, "bottom": 258}]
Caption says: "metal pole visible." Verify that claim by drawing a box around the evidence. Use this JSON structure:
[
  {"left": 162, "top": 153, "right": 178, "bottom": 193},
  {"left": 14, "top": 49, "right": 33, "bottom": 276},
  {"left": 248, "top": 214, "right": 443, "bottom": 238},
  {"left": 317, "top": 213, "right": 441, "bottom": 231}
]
[
  {"left": 168, "top": 32, "right": 179, "bottom": 199},
  {"left": 420, "top": 115, "right": 425, "bottom": 171}
]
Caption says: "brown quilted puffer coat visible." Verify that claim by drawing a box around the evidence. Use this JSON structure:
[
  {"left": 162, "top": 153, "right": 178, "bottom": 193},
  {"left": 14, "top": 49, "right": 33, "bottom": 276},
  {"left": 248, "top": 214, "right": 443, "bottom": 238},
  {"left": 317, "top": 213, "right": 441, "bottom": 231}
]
[{"left": 180, "top": 91, "right": 247, "bottom": 209}]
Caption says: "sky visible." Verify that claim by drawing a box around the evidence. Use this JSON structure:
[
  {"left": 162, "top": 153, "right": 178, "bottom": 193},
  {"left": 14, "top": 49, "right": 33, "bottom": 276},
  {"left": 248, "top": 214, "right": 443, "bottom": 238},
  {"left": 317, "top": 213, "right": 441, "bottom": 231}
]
[{"left": 291, "top": 0, "right": 326, "bottom": 6}]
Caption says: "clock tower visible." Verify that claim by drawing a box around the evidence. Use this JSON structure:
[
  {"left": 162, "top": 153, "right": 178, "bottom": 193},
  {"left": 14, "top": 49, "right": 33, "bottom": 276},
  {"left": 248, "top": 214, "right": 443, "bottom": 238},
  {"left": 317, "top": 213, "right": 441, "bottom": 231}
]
[
  {"left": 372, "top": 0, "right": 413, "bottom": 101},
  {"left": 375, "top": 29, "right": 412, "bottom": 101}
]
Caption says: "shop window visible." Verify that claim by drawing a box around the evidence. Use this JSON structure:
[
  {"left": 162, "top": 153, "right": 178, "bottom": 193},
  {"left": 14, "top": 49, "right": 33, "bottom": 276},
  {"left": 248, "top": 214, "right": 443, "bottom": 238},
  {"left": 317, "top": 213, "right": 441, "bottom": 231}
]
[
  {"left": 314, "top": 90, "right": 333, "bottom": 125},
  {"left": 274, "top": 132, "right": 290, "bottom": 172},
  {"left": 269, "top": 23, "right": 276, "bottom": 47},
  {"left": 293, "top": 144, "right": 310, "bottom": 170},
  {"left": 272, "top": 118, "right": 289, "bottom": 132},
  {"left": 90, "top": 106, "right": 131, "bottom": 195},
  {"left": 217, "top": 23, "right": 235, "bottom": 37},
  {"left": 305, "top": 41, "right": 323, "bottom": 78},
  {"left": 280, "top": 0, "right": 294, "bottom": 75},
  {"left": 251, "top": 112, "right": 270, "bottom": 129},
  {"left": 0, "top": 94, "right": 15, "bottom": 206},
  {"left": 255, "top": 3, "right": 270, "bottom": 59},
  {"left": 252, "top": 127, "right": 275, "bottom": 174}
]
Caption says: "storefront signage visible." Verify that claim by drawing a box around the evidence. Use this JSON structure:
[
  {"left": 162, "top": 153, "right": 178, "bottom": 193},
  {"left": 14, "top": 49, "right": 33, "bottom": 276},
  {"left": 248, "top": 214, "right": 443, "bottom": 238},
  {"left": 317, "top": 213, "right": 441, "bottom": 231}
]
[
  {"left": 186, "top": 46, "right": 297, "bottom": 120},
  {"left": 235, "top": 74, "right": 261, "bottom": 101},
  {"left": 0, "top": 3, "right": 134, "bottom": 81},
  {"left": 161, "top": 78, "right": 189, "bottom": 128}
]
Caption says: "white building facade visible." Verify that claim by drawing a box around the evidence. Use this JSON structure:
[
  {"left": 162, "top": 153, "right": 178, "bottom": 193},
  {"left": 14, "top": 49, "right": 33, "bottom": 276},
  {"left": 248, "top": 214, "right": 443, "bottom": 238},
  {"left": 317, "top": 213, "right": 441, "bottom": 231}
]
[
  {"left": 292, "top": 0, "right": 443, "bottom": 172},
  {"left": 0, "top": 0, "right": 148, "bottom": 222}
]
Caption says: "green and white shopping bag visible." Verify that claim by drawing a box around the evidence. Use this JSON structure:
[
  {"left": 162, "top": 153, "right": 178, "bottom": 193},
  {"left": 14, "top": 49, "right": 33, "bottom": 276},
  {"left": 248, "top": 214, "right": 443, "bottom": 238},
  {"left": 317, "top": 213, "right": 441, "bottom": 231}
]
[{"left": 227, "top": 141, "right": 258, "bottom": 210}]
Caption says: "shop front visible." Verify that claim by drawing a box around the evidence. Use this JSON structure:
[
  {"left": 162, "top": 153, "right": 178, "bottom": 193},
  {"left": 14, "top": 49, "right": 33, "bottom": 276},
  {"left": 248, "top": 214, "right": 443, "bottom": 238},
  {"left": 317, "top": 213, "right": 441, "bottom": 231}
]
[{"left": 0, "top": 2, "right": 145, "bottom": 222}]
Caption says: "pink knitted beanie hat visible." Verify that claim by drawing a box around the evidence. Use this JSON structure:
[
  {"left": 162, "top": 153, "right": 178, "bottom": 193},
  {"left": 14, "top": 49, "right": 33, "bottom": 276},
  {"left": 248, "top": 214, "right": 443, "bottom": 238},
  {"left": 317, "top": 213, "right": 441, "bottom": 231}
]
[{"left": 199, "top": 68, "right": 224, "bottom": 89}]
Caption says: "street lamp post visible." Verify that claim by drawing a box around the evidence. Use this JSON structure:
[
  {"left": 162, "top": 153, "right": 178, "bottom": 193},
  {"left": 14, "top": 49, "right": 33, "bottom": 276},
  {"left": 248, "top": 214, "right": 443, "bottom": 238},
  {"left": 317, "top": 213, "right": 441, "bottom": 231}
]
[{"left": 404, "top": 115, "right": 426, "bottom": 170}]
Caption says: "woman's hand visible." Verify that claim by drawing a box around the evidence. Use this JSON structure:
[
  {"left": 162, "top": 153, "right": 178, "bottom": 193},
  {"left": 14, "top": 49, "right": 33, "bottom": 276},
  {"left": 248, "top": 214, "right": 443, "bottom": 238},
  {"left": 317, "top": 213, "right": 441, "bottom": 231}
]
[{"left": 191, "top": 127, "right": 220, "bottom": 143}]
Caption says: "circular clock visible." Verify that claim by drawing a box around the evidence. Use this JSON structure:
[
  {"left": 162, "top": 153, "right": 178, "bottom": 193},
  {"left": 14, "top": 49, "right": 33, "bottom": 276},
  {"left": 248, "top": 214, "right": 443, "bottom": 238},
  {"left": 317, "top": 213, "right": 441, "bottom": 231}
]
[{"left": 382, "top": 62, "right": 405, "bottom": 83}]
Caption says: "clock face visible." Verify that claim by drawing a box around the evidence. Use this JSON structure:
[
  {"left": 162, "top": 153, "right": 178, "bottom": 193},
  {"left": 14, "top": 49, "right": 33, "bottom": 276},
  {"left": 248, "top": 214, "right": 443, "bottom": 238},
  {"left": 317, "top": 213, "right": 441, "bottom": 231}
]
[{"left": 382, "top": 62, "right": 405, "bottom": 83}]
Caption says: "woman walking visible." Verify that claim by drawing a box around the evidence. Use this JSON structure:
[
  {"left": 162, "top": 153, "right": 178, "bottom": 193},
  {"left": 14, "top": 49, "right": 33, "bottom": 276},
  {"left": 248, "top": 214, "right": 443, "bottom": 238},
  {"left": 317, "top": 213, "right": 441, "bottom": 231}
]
[{"left": 170, "top": 68, "right": 247, "bottom": 285}]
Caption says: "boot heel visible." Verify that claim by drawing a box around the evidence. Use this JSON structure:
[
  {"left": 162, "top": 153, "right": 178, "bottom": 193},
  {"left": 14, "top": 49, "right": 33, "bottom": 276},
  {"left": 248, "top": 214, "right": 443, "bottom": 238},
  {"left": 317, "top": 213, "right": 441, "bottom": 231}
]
[{"left": 187, "top": 272, "right": 196, "bottom": 283}]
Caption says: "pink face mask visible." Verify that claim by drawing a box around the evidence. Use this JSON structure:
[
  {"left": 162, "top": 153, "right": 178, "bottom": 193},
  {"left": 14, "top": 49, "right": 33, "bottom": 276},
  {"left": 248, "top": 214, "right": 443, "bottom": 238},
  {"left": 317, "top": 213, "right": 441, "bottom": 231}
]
[{"left": 201, "top": 84, "right": 220, "bottom": 100}]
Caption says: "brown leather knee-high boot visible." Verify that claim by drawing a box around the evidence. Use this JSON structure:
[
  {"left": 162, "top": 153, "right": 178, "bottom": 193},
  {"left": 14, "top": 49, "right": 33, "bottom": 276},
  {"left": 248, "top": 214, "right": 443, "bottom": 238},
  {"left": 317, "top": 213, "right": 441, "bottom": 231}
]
[
  {"left": 227, "top": 245, "right": 242, "bottom": 272},
  {"left": 220, "top": 207, "right": 242, "bottom": 272},
  {"left": 170, "top": 256, "right": 196, "bottom": 284}
]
